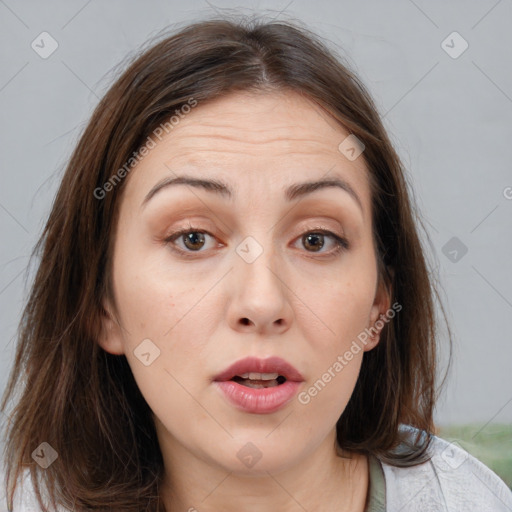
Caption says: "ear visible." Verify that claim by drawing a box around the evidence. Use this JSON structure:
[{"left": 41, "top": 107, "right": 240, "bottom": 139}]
[
  {"left": 96, "top": 299, "right": 125, "bottom": 355},
  {"left": 364, "top": 270, "right": 393, "bottom": 352}
]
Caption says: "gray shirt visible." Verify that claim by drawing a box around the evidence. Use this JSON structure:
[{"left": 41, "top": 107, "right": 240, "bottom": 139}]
[{"left": 365, "top": 425, "right": 512, "bottom": 511}]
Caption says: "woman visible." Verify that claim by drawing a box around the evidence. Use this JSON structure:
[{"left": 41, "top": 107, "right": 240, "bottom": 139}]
[{"left": 2, "top": 17, "right": 511, "bottom": 512}]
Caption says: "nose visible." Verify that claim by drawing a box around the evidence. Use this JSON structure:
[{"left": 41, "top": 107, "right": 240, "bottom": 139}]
[{"left": 226, "top": 240, "right": 293, "bottom": 335}]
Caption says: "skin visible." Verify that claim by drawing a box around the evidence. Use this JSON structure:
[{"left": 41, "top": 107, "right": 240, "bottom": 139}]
[{"left": 98, "top": 90, "right": 390, "bottom": 512}]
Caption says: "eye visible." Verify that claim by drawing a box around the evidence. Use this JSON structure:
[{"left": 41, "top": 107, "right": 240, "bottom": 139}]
[
  {"left": 163, "top": 225, "right": 349, "bottom": 257},
  {"left": 295, "top": 228, "right": 349, "bottom": 256},
  {"left": 164, "top": 225, "right": 217, "bottom": 253}
]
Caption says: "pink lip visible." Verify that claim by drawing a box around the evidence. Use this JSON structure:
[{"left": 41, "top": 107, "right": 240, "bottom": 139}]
[{"left": 213, "top": 356, "right": 304, "bottom": 414}]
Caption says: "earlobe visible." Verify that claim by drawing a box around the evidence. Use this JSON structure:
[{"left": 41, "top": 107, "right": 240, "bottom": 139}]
[
  {"left": 97, "top": 300, "right": 125, "bottom": 355},
  {"left": 363, "top": 313, "right": 382, "bottom": 351}
]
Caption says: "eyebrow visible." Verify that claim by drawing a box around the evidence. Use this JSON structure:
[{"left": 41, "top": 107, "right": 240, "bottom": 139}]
[{"left": 142, "top": 173, "right": 363, "bottom": 212}]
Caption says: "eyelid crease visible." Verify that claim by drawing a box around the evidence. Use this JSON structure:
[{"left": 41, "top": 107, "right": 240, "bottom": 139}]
[
  {"left": 162, "top": 220, "right": 346, "bottom": 241},
  {"left": 162, "top": 223, "right": 349, "bottom": 257}
]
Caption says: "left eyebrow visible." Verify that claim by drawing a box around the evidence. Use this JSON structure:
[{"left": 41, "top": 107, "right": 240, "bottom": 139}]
[{"left": 141, "top": 173, "right": 363, "bottom": 213}]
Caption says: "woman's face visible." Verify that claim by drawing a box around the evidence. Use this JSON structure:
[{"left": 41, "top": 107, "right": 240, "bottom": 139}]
[{"left": 99, "top": 90, "right": 389, "bottom": 476}]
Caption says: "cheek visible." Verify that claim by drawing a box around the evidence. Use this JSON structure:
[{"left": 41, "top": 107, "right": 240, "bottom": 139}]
[
  {"left": 292, "top": 254, "right": 376, "bottom": 408},
  {"left": 111, "top": 240, "right": 195, "bottom": 341},
  {"left": 295, "top": 267, "right": 377, "bottom": 352},
  {"left": 110, "top": 243, "right": 213, "bottom": 396},
  {"left": 300, "top": 342, "right": 364, "bottom": 408}
]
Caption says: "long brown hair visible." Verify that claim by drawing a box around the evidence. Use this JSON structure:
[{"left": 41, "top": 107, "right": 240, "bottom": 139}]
[{"left": 1, "top": 16, "right": 451, "bottom": 511}]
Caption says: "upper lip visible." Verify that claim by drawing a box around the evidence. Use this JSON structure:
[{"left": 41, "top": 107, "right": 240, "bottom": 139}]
[{"left": 213, "top": 356, "right": 304, "bottom": 382}]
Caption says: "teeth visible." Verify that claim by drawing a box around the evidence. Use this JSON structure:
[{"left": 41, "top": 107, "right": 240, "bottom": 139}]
[
  {"left": 243, "top": 380, "right": 279, "bottom": 389},
  {"left": 236, "top": 372, "right": 280, "bottom": 380}
]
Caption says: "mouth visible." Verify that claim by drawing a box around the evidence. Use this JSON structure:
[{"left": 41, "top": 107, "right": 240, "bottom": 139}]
[{"left": 213, "top": 356, "right": 304, "bottom": 414}]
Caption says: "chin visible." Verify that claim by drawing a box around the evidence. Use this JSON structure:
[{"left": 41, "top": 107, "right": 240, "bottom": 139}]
[{"left": 205, "top": 437, "right": 304, "bottom": 476}]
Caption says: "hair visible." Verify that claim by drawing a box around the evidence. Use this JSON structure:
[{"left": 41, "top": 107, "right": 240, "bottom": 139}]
[{"left": 1, "top": 15, "right": 451, "bottom": 512}]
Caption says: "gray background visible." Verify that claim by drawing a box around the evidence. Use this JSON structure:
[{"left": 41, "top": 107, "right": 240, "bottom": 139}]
[{"left": 0, "top": 0, "right": 511, "bottom": 428}]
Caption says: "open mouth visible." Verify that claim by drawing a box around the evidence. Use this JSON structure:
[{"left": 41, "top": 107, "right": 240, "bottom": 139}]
[
  {"left": 214, "top": 358, "right": 303, "bottom": 413},
  {"left": 231, "top": 372, "right": 287, "bottom": 389}
]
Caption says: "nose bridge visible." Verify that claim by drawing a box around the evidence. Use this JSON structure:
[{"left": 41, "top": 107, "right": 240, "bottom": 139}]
[
  {"left": 231, "top": 189, "right": 280, "bottom": 276},
  {"left": 228, "top": 229, "right": 292, "bottom": 332},
  {"left": 235, "top": 231, "right": 283, "bottom": 297}
]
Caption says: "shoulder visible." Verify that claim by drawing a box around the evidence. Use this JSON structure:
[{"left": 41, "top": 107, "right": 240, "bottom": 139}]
[
  {"left": 0, "top": 467, "right": 38, "bottom": 511},
  {"left": 379, "top": 425, "right": 512, "bottom": 512},
  {"left": 0, "top": 465, "right": 67, "bottom": 512}
]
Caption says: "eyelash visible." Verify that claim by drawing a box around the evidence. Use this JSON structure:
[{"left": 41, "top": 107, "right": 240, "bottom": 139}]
[{"left": 163, "top": 224, "right": 349, "bottom": 259}]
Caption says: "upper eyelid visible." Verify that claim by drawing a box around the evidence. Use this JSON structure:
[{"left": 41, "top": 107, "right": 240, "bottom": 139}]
[
  {"left": 167, "top": 224, "right": 344, "bottom": 239},
  {"left": 166, "top": 225, "right": 346, "bottom": 252}
]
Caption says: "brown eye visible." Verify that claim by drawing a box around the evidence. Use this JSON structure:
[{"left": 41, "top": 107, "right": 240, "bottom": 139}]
[
  {"left": 164, "top": 227, "right": 217, "bottom": 254},
  {"left": 302, "top": 232, "right": 325, "bottom": 252},
  {"left": 295, "top": 228, "right": 349, "bottom": 257},
  {"left": 181, "top": 232, "right": 206, "bottom": 251},
  {"left": 165, "top": 226, "right": 348, "bottom": 258}
]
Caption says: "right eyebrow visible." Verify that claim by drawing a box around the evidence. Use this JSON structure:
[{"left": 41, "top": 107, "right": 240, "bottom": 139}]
[{"left": 142, "top": 175, "right": 232, "bottom": 207}]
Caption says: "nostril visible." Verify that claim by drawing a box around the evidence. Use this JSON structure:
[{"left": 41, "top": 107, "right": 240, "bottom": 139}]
[{"left": 240, "top": 318, "right": 251, "bottom": 326}]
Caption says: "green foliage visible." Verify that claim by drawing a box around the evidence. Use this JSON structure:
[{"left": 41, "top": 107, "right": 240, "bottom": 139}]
[{"left": 438, "top": 423, "right": 512, "bottom": 489}]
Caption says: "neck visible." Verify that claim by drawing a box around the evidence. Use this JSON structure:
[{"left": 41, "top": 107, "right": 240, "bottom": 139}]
[{"left": 157, "top": 427, "right": 369, "bottom": 512}]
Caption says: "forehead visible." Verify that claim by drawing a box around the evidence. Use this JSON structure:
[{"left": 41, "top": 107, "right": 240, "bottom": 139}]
[
  {"left": 160, "top": 90, "right": 358, "bottom": 156},
  {"left": 123, "top": 90, "right": 371, "bottom": 218}
]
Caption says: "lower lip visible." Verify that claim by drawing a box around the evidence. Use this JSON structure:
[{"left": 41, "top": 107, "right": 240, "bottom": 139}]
[{"left": 214, "top": 380, "right": 302, "bottom": 414}]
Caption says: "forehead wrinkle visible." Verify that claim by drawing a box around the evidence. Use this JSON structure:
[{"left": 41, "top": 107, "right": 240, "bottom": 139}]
[
  {"left": 162, "top": 114, "right": 345, "bottom": 148},
  {"left": 159, "top": 136, "right": 344, "bottom": 159},
  {"left": 163, "top": 130, "right": 338, "bottom": 147}
]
